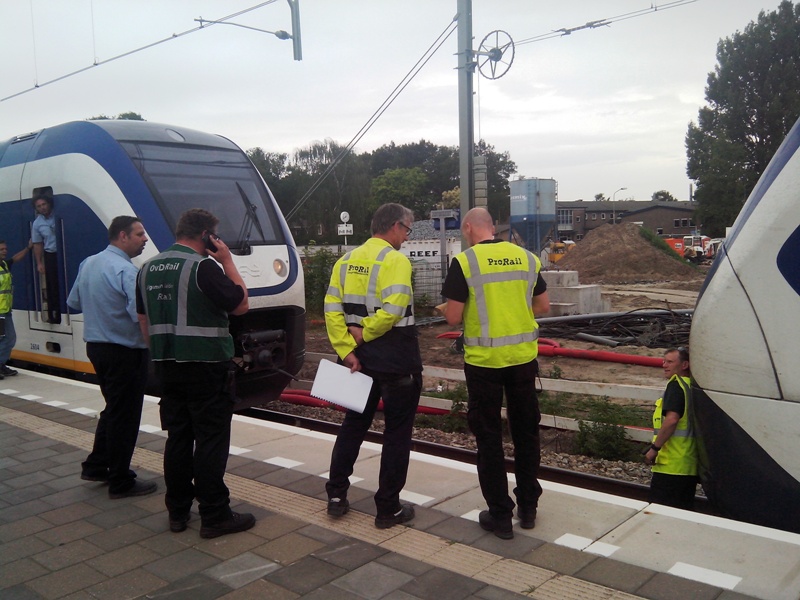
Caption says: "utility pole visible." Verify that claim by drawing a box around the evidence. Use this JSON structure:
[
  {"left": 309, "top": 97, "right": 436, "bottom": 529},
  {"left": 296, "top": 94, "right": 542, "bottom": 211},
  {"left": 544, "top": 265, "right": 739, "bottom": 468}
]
[{"left": 457, "top": 0, "right": 475, "bottom": 233}]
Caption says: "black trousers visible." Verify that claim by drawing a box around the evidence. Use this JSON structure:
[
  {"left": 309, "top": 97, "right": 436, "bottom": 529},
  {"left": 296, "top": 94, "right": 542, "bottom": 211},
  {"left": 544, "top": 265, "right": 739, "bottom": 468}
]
[
  {"left": 157, "top": 361, "right": 235, "bottom": 523},
  {"left": 465, "top": 359, "right": 542, "bottom": 520},
  {"left": 326, "top": 370, "right": 422, "bottom": 517},
  {"left": 649, "top": 472, "right": 699, "bottom": 510},
  {"left": 82, "top": 343, "right": 149, "bottom": 493},
  {"left": 43, "top": 250, "right": 61, "bottom": 324}
]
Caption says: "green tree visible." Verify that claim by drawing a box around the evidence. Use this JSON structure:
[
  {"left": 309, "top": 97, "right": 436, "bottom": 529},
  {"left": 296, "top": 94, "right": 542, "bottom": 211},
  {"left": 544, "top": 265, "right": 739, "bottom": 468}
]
[
  {"left": 652, "top": 190, "right": 677, "bottom": 202},
  {"left": 594, "top": 193, "right": 607, "bottom": 201},
  {"left": 370, "top": 168, "right": 429, "bottom": 217},
  {"left": 686, "top": 1, "right": 800, "bottom": 236},
  {"left": 87, "top": 111, "right": 145, "bottom": 120},
  {"left": 474, "top": 139, "right": 517, "bottom": 222}
]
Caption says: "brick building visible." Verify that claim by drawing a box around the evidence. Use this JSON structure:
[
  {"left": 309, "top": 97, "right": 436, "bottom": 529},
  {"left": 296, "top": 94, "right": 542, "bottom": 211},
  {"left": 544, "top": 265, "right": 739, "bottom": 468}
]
[{"left": 555, "top": 200, "right": 698, "bottom": 241}]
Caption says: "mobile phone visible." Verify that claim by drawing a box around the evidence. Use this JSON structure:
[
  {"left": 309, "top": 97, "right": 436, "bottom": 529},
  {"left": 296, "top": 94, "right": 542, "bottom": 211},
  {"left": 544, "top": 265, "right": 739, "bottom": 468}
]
[{"left": 202, "top": 233, "right": 219, "bottom": 251}]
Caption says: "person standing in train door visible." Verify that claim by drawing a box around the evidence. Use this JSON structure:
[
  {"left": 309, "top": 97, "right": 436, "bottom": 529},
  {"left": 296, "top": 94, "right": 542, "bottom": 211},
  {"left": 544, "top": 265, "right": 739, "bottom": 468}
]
[
  {"left": 442, "top": 207, "right": 550, "bottom": 540},
  {"left": 31, "top": 194, "right": 61, "bottom": 324},
  {"left": 323, "top": 202, "right": 423, "bottom": 529},
  {"left": 644, "top": 346, "right": 699, "bottom": 510},
  {"left": 67, "top": 216, "right": 157, "bottom": 499}
]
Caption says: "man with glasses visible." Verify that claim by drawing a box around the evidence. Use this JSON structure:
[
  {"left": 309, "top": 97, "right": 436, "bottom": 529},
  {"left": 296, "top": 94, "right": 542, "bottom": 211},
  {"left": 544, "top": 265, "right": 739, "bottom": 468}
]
[
  {"left": 644, "top": 346, "right": 698, "bottom": 510},
  {"left": 323, "top": 202, "right": 423, "bottom": 529}
]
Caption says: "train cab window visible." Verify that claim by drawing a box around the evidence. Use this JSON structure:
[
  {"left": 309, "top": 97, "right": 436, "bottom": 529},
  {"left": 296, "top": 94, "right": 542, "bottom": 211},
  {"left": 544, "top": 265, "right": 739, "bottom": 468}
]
[{"left": 121, "top": 142, "right": 285, "bottom": 251}]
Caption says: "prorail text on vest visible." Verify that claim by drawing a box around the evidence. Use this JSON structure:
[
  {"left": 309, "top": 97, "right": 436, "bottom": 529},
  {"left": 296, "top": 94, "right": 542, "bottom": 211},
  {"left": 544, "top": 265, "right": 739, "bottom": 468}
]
[{"left": 486, "top": 257, "right": 523, "bottom": 266}]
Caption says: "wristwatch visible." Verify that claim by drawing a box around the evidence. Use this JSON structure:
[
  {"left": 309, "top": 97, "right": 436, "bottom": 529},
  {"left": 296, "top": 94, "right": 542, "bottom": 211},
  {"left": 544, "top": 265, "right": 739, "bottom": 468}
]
[{"left": 650, "top": 444, "right": 661, "bottom": 452}]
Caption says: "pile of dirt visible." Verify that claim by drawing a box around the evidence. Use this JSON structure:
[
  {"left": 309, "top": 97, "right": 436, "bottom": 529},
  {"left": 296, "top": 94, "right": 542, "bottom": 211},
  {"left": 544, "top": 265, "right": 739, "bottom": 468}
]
[{"left": 553, "top": 223, "right": 700, "bottom": 284}]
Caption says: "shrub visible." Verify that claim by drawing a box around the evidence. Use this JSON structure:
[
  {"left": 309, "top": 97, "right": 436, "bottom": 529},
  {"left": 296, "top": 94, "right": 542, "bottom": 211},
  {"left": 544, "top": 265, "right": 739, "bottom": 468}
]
[{"left": 303, "top": 246, "right": 340, "bottom": 318}]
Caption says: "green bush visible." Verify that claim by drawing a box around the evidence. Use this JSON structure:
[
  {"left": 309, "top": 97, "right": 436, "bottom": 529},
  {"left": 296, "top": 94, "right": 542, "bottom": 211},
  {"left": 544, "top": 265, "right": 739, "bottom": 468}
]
[
  {"left": 303, "top": 247, "right": 340, "bottom": 318},
  {"left": 574, "top": 420, "right": 635, "bottom": 461}
]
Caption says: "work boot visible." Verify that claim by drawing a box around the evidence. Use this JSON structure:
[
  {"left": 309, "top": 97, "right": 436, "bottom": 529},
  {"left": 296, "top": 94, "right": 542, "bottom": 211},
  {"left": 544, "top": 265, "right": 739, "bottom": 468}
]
[
  {"left": 327, "top": 497, "right": 349, "bottom": 517},
  {"left": 479, "top": 510, "right": 513, "bottom": 540},
  {"left": 1, "top": 365, "right": 18, "bottom": 376},
  {"left": 169, "top": 511, "right": 191, "bottom": 533},
  {"left": 108, "top": 479, "right": 157, "bottom": 499},
  {"left": 375, "top": 503, "right": 415, "bottom": 529},
  {"left": 517, "top": 506, "right": 537, "bottom": 529},
  {"left": 200, "top": 512, "right": 256, "bottom": 539}
]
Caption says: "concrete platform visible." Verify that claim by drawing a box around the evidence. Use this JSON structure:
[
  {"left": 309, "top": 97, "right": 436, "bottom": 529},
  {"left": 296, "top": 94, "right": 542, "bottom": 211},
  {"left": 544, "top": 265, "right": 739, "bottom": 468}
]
[{"left": 1, "top": 368, "right": 794, "bottom": 599}]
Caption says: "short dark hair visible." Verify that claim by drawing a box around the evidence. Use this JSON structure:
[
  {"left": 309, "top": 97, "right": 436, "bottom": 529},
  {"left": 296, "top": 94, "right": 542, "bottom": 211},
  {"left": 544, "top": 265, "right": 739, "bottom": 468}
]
[
  {"left": 371, "top": 203, "right": 413, "bottom": 235},
  {"left": 668, "top": 346, "right": 690, "bottom": 363},
  {"left": 108, "top": 216, "right": 141, "bottom": 241},
  {"left": 32, "top": 195, "right": 53, "bottom": 208},
  {"left": 175, "top": 208, "right": 219, "bottom": 239}
]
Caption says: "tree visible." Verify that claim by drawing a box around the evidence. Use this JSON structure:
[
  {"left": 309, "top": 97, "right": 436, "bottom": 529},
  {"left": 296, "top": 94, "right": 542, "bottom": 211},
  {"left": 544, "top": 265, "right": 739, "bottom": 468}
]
[
  {"left": 652, "top": 190, "right": 677, "bottom": 202},
  {"left": 87, "top": 111, "right": 145, "bottom": 120},
  {"left": 371, "top": 168, "right": 429, "bottom": 217},
  {"left": 594, "top": 193, "right": 607, "bottom": 202},
  {"left": 474, "top": 139, "right": 517, "bottom": 222},
  {"left": 686, "top": 1, "right": 800, "bottom": 236}
]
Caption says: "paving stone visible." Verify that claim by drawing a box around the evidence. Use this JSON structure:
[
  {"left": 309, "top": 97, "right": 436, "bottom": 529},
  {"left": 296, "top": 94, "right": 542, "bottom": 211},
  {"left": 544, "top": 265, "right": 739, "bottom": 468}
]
[
  {"left": 304, "top": 583, "right": 375, "bottom": 600},
  {"left": 138, "top": 529, "right": 197, "bottom": 556},
  {"left": 251, "top": 531, "right": 327, "bottom": 565},
  {"left": 35, "top": 519, "right": 104, "bottom": 546},
  {"left": 39, "top": 502, "right": 101, "bottom": 526},
  {"left": 298, "top": 523, "right": 348, "bottom": 545},
  {"left": 312, "top": 537, "right": 388, "bottom": 570},
  {"left": 0, "top": 457, "right": 22, "bottom": 469},
  {"left": 0, "top": 516, "right": 53, "bottom": 542},
  {"left": 84, "top": 504, "right": 151, "bottom": 529},
  {"left": 203, "top": 551, "right": 281, "bottom": 589},
  {"left": 400, "top": 566, "right": 486, "bottom": 600},
  {"left": 474, "top": 585, "right": 529, "bottom": 600},
  {"left": 0, "top": 583, "right": 49, "bottom": 599},
  {"left": 145, "top": 573, "right": 231, "bottom": 600},
  {"left": 84, "top": 521, "right": 154, "bottom": 551},
  {"left": 0, "top": 534, "right": 53, "bottom": 566},
  {"left": 86, "top": 543, "right": 162, "bottom": 577},
  {"left": 143, "top": 547, "right": 221, "bottom": 582},
  {"left": 25, "top": 562, "right": 107, "bottom": 599},
  {"left": 333, "top": 561, "right": 417, "bottom": 600},
  {"left": 1, "top": 483, "right": 60, "bottom": 505},
  {"left": 0, "top": 502, "right": 54, "bottom": 528},
  {"left": 636, "top": 571, "right": 726, "bottom": 600},
  {"left": 376, "top": 552, "right": 436, "bottom": 577},
  {"left": 264, "top": 555, "right": 348, "bottom": 594},
  {"left": 521, "top": 542, "right": 597, "bottom": 575},
  {"left": 426, "top": 516, "right": 486, "bottom": 545},
  {"left": 31, "top": 539, "right": 105, "bottom": 571},
  {"left": 0, "top": 558, "right": 50, "bottom": 590},
  {"left": 215, "top": 578, "right": 299, "bottom": 599},
  {"left": 84, "top": 567, "right": 168, "bottom": 600},
  {"left": 382, "top": 591, "right": 426, "bottom": 600},
  {"left": 227, "top": 460, "right": 279, "bottom": 480},
  {"left": 469, "top": 528, "right": 543, "bottom": 559},
  {"left": 574, "top": 556, "right": 656, "bottom": 594},
  {"left": 7, "top": 457, "right": 61, "bottom": 476},
  {"left": 248, "top": 513, "right": 305, "bottom": 541},
  {"left": 255, "top": 467, "right": 312, "bottom": 488}
]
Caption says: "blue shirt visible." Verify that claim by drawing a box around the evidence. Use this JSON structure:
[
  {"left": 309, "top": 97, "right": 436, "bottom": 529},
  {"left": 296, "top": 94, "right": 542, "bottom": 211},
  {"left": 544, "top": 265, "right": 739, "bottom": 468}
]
[
  {"left": 67, "top": 245, "right": 147, "bottom": 349},
  {"left": 31, "top": 213, "right": 57, "bottom": 252}
]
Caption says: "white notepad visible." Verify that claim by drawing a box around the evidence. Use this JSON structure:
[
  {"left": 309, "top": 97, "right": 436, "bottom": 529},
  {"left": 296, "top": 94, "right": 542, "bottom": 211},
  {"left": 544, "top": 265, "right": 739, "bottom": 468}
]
[{"left": 310, "top": 359, "right": 373, "bottom": 413}]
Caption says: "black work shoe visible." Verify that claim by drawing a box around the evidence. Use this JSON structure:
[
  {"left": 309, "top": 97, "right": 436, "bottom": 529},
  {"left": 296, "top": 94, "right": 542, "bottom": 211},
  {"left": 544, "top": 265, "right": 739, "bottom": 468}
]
[
  {"left": 479, "top": 510, "right": 513, "bottom": 540},
  {"left": 108, "top": 479, "right": 157, "bottom": 499},
  {"left": 169, "top": 512, "right": 191, "bottom": 533},
  {"left": 517, "top": 507, "right": 537, "bottom": 529},
  {"left": 375, "top": 503, "right": 415, "bottom": 529},
  {"left": 200, "top": 511, "right": 256, "bottom": 539},
  {"left": 327, "top": 497, "right": 349, "bottom": 517},
  {"left": 81, "top": 472, "right": 109, "bottom": 483},
  {"left": 1, "top": 365, "right": 18, "bottom": 376}
]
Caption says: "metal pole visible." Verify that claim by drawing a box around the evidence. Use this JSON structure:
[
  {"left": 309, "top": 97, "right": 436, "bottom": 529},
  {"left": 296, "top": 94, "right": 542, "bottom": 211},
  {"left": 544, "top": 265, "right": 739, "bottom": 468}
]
[{"left": 457, "top": 0, "right": 474, "bottom": 243}]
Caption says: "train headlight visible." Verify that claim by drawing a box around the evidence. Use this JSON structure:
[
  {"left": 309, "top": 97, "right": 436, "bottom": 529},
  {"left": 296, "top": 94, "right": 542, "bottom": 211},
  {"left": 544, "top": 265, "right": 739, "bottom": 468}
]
[{"left": 273, "top": 259, "right": 287, "bottom": 277}]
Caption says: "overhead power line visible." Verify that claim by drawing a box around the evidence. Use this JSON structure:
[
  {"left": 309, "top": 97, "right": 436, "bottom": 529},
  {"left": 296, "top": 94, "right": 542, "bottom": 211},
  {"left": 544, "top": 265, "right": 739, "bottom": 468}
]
[
  {"left": 2, "top": 1, "right": 280, "bottom": 103},
  {"left": 284, "top": 16, "right": 458, "bottom": 222}
]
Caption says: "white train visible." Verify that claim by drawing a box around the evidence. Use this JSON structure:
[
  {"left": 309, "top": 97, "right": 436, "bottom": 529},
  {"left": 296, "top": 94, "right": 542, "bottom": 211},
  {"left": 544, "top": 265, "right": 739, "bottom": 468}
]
[
  {"left": 691, "top": 115, "right": 800, "bottom": 533},
  {"left": 0, "top": 120, "right": 305, "bottom": 409}
]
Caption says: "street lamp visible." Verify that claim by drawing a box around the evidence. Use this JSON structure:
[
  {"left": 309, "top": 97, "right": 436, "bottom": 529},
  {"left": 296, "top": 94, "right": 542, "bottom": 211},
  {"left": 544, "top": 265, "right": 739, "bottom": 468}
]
[{"left": 612, "top": 187, "right": 627, "bottom": 224}]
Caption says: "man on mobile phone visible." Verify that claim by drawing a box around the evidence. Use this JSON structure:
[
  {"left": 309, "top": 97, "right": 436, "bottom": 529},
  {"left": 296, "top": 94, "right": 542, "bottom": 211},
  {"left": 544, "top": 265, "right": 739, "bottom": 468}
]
[{"left": 137, "top": 208, "right": 254, "bottom": 539}]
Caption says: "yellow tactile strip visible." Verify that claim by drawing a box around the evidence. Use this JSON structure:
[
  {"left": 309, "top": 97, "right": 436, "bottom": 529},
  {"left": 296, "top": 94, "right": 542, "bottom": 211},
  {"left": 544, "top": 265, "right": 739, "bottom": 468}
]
[{"left": 0, "top": 406, "right": 645, "bottom": 600}]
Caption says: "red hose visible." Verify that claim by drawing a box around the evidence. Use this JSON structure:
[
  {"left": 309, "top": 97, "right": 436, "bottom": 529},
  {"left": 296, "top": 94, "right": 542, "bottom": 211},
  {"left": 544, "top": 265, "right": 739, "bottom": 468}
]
[{"left": 537, "top": 345, "right": 663, "bottom": 367}]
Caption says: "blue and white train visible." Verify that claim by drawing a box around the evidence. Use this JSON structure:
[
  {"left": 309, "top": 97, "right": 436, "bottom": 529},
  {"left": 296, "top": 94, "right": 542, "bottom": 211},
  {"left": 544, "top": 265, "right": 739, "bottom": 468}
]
[
  {"left": 691, "top": 115, "right": 800, "bottom": 534},
  {"left": 0, "top": 120, "right": 305, "bottom": 410}
]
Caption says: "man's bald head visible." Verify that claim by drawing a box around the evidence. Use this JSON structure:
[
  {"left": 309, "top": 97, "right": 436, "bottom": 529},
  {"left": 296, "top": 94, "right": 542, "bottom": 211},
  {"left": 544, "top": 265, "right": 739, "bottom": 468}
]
[{"left": 461, "top": 207, "right": 495, "bottom": 246}]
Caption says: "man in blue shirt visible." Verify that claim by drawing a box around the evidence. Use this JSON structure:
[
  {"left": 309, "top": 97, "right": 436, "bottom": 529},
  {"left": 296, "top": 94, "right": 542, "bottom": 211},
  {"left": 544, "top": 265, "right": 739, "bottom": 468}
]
[
  {"left": 68, "top": 216, "right": 156, "bottom": 499},
  {"left": 31, "top": 195, "right": 61, "bottom": 324}
]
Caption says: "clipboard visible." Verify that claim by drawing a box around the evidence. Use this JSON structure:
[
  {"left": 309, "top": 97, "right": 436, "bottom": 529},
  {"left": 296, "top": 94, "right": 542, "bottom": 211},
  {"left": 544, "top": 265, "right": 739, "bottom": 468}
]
[{"left": 310, "top": 359, "right": 373, "bottom": 413}]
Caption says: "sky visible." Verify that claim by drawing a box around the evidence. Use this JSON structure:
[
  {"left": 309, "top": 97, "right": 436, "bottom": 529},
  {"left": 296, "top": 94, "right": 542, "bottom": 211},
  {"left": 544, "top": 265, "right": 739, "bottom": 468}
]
[{"left": 0, "top": 0, "right": 785, "bottom": 205}]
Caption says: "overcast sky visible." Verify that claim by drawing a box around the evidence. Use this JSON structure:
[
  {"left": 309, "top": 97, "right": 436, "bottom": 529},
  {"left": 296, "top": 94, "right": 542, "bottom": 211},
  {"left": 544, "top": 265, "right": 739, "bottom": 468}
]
[{"left": 0, "top": 0, "right": 783, "bottom": 204}]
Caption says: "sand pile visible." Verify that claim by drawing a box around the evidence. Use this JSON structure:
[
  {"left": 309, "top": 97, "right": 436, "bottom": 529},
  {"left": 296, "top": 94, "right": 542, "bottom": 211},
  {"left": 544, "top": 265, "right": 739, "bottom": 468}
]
[{"left": 553, "top": 223, "right": 699, "bottom": 284}]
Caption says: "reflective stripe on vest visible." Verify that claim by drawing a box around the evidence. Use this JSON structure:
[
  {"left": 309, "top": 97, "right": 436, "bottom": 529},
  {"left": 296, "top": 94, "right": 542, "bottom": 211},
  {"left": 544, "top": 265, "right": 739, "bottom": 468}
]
[
  {"left": 0, "top": 261, "right": 11, "bottom": 313},
  {"left": 652, "top": 374, "right": 697, "bottom": 476},
  {"left": 144, "top": 251, "right": 229, "bottom": 338}
]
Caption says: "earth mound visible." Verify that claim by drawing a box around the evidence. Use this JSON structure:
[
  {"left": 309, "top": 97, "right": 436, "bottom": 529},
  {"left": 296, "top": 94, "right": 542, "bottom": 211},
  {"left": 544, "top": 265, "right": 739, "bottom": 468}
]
[{"left": 553, "top": 223, "right": 699, "bottom": 284}]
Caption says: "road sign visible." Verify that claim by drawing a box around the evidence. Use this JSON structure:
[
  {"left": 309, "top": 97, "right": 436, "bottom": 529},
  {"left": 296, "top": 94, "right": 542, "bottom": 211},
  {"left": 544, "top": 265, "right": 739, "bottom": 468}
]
[
  {"left": 337, "top": 224, "right": 353, "bottom": 236},
  {"left": 430, "top": 209, "right": 457, "bottom": 219}
]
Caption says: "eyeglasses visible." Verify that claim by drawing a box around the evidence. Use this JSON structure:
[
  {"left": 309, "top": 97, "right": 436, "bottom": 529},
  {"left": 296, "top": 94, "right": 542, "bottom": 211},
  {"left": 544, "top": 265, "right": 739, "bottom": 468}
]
[{"left": 397, "top": 222, "right": 413, "bottom": 235}]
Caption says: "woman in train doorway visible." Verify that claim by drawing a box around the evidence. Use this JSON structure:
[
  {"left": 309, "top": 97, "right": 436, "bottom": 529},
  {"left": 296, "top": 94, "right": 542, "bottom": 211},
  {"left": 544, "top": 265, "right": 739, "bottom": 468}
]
[{"left": 31, "top": 194, "right": 61, "bottom": 324}]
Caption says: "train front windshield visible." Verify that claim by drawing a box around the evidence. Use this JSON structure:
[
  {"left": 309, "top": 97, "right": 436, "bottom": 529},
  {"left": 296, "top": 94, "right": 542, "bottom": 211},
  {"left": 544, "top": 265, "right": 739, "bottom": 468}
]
[{"left": 121, "top": 141, "right": 286, "bottom": 249}]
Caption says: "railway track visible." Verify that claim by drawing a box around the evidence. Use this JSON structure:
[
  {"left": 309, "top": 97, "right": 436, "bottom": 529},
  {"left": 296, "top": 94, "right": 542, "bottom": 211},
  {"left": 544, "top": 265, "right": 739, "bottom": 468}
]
[{"left": 239, "top": 404, "right": 711, "bottom": 514}]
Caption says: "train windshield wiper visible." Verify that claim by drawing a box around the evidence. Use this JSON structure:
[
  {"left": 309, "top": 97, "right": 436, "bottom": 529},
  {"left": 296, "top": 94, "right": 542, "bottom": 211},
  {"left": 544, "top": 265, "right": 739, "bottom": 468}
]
[{"left": 235, "top": 182, "right": 266, "bottom": 253}]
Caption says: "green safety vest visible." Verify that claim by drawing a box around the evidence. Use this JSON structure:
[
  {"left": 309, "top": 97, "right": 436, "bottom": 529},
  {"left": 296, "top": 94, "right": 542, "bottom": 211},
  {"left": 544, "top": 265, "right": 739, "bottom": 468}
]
[
  {"left": 0, "top": 260, "right": 12, "bottom": 313},
  {"left": 652, "top": 375, "right": 698, "bottom": 476},
  {"left": 140, "top": 245, "right": 233, "bottom": 362},
  {"left": 454, "top": 242, "right": 541, "bottom": 368}
]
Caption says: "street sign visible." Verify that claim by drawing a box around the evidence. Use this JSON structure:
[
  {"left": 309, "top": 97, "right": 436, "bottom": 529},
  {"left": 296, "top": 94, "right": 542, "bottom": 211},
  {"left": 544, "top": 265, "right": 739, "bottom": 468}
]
[
  {"left": 430, "top": 209, "right": 457, "bottom": 219},
  {"left": 337, "top": 224, "right": 353, "bottom": 236}
]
